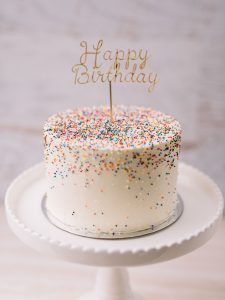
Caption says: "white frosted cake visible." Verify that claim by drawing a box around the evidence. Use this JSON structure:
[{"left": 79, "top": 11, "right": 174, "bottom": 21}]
[{"left": 44, "top": 105, "right": 181, "bottom": 238}]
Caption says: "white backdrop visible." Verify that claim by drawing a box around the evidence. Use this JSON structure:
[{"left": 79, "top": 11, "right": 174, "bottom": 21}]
[{"left": 0, "top": 0, "right": 225, "bottom": 200}]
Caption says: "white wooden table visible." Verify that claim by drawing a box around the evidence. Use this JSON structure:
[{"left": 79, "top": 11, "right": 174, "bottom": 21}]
[{"left": 1, "top": 204, "right": 225, "bottom": 299}]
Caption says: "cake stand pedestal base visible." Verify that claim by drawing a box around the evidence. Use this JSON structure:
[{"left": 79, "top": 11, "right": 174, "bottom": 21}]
[
  {"left": 5, "top": 162, "right": 224, "bottom": 300},
  {"left": 79, "top": 268, "right": 141, "bottom": 300}
]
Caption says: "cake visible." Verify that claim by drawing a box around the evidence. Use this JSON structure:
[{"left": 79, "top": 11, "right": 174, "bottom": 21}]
[{"left": 43, "top": 105, "right": 181, "bottom": 238}]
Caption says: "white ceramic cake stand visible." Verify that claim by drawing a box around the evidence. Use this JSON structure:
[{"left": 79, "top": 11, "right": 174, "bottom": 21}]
[{"left": 5, "top": 162, "right": 224, "bottom": 300}]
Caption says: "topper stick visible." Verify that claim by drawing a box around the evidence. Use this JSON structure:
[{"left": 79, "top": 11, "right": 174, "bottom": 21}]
[{"left": 109, "top": 80, "right": 113, "bottom": 121}]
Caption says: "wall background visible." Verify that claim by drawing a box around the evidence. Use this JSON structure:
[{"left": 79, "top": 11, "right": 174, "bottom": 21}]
[
  {"left": 1, "top": 0, "right": 225, "bottom": 202},
  {"left": 0, "top": 2, "right": 225, "bottom": 299}
]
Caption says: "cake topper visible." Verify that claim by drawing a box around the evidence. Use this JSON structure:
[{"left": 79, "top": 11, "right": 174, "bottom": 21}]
[{"left": 72, "top": 40, "right": 158, "bottom": 120}]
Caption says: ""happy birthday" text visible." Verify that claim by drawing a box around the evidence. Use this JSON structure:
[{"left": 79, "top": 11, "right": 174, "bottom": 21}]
[{"left": 72, "top": 40, "right": 158, "bottom": 92}]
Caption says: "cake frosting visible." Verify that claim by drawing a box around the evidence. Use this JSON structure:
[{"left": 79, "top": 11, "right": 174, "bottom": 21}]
[{"left": 44, "top": 105, "right": 181, "bottom": 238}]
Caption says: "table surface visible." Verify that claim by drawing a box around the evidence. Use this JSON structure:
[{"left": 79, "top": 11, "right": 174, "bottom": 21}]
[{"left": 1, "top": 203, "right": 225, "bottom": 300}]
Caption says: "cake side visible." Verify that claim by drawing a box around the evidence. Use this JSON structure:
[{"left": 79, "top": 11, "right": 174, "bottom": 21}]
[{"left": 44, "top": 106, "right": 181, "bottom": 238}]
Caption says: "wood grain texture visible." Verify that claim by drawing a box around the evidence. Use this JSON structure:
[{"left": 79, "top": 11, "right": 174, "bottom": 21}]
[{"left": 0, "top": 0, "right": 225, "bottom": 298}]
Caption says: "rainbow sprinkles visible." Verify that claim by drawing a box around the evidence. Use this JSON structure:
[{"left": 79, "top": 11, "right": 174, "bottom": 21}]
[{"left": 44, "top": 105, "right": 181, "bottom": 238}]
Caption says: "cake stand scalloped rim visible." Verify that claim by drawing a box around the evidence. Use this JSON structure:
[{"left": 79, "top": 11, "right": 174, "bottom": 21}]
[{"left": 5, "top": 162, "right": 224, "bottom": 256}]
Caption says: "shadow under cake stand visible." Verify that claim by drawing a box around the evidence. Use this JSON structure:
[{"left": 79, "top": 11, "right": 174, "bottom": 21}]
[{"left": 5, "top": 162, "right": 224, "bottom": 300}]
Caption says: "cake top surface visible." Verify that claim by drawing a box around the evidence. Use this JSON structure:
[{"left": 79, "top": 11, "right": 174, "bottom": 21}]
[{"left": 44, "top": 105, "right": 181, "bottom": 151}]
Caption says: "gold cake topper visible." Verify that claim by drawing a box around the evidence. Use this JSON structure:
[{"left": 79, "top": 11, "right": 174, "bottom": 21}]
[{"left": 72, "top": 40, "right": 158, "bottom": 120}]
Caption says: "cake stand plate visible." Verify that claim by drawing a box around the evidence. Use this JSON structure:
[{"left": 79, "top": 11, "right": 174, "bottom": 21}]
[{"left": 5, "top": 162, "right": 224, "bottom": 300}]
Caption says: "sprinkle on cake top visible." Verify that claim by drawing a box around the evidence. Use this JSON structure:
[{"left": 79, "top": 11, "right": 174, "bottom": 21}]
[{"left": 44, "top": 105, "right": 181, "bottom": 150}]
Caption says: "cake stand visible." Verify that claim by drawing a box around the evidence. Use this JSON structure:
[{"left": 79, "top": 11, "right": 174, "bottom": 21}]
[{"left": 5, "top": 162, "right": 224, "bottom": 300}]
